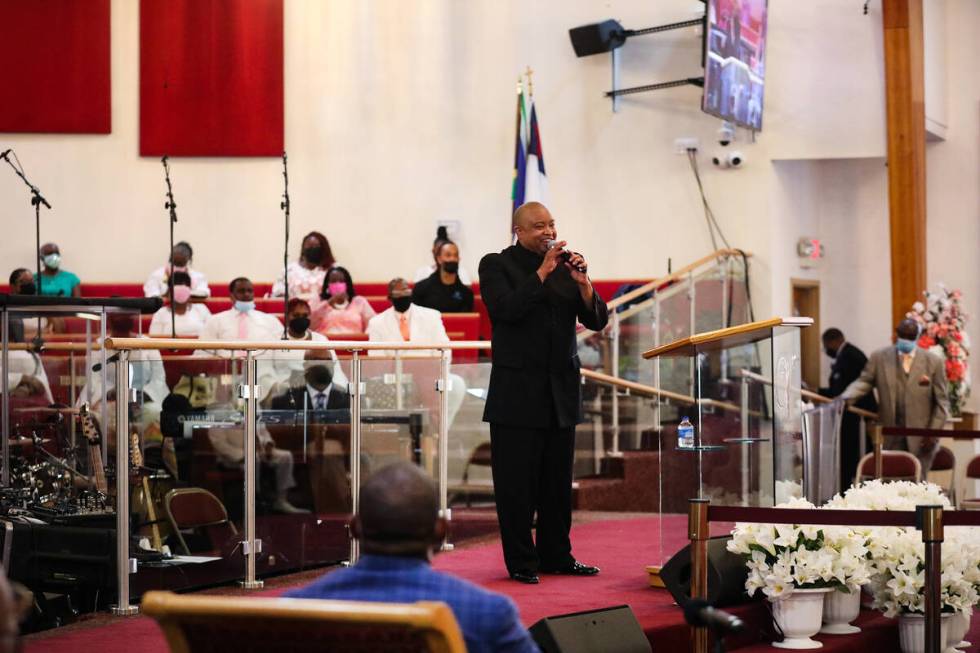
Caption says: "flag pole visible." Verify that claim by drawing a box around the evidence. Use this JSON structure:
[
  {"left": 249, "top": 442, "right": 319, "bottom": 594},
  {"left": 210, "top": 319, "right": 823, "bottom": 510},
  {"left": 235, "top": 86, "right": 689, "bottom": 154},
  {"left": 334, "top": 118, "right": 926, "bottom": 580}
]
[{"left": 525, "top": 65, "right": 534, "bottom": 97}]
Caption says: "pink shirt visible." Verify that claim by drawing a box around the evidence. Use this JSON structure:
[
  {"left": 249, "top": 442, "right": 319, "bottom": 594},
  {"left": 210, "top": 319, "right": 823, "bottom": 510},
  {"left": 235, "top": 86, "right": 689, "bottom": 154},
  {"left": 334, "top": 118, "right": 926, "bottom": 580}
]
[{"left": 311, "top": 295, "right": 376, "bottom": 335}]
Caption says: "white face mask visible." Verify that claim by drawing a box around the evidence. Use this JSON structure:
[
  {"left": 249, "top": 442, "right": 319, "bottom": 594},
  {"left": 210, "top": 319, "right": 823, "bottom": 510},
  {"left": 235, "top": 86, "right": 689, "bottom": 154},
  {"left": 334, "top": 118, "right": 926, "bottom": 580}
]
[{"left": 43, "top": 253, "right": 61, "bottom": 269}]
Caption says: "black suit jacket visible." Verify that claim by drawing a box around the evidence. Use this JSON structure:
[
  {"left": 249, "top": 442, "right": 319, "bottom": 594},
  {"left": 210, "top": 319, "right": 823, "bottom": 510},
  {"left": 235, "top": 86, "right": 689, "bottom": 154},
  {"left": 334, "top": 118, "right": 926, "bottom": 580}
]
[
  {"left": 820, "top": 342, "right": 877, "bottom": 412},
  {"left": 271, "top": 386, "right": 350, "bottom": 411},
  {"left": 479, "top": 244, "right": 609, "bottom": 428}
]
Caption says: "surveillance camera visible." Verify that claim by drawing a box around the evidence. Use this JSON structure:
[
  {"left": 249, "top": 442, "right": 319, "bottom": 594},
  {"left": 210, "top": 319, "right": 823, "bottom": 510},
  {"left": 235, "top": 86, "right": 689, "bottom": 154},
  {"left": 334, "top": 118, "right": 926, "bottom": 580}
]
[
  {"left": 717, "top": 121, "right": 735, "bottom": 146},
  {"left": 711, "top": 151, "right": 744, "bottom": 169}
]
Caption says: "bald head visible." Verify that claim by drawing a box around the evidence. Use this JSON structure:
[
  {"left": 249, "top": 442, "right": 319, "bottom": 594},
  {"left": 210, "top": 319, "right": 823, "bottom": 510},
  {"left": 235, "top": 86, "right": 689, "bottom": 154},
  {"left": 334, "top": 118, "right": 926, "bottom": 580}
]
[
  {"left": 896, "top": 318, "right": 921, "bottom": 341},
  {"left": 512, "top": 202, "right": 556, "bottom": 254},
  {"left": 354, "top": 462, "right": 444, "bottom": 557}
]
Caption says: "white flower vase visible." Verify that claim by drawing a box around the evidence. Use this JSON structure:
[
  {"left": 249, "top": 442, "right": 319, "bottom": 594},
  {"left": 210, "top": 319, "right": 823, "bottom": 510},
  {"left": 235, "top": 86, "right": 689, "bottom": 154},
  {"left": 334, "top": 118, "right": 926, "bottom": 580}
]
[
  {"left": 772, "top": 588, "right": 833, "bottom": 649},
  {"left": 898, "top": 612, "right": 951, "bottom": 653},
  {"left": 820, "top": 589, "right": 862, "bottom": 635},
  {"left": 945, "top": 611, "right": 971, "bottom": 652}
]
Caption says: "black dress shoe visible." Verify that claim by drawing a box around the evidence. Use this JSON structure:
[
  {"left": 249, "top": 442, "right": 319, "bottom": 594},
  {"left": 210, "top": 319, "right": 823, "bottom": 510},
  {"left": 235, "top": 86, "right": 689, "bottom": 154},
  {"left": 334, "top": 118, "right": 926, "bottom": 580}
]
[
  {"left": 540, "top": 561, "right": 600, "bottom": 576},
  {"left": 509, "top": 571, "right": 540, "bottom": 584}
]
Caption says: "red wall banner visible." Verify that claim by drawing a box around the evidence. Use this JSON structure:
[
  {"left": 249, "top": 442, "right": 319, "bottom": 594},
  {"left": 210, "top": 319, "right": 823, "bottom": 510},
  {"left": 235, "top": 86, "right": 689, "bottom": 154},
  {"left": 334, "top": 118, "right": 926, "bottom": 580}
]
[
  {"left": 140, "top": 0, "right": 284, "bottom": 157},
  {"left": 0, "top": 0, "right": 111, "bottom": 134}
]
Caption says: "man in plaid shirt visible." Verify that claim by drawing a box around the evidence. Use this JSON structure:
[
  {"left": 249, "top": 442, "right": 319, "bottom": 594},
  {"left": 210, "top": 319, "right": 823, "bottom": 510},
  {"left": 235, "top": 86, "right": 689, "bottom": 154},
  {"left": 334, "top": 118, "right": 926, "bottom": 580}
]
[{"left": 285, "top": 463, "right": 539, "bottom": 653}]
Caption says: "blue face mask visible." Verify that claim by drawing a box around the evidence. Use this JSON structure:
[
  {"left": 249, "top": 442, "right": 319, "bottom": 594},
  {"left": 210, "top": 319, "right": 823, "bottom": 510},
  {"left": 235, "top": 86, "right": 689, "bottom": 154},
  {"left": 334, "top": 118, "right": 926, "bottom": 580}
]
[
  {"left": 234, "top": 300, "right": 255, "bottom": 313},
  {"left": 896, "top": 338, "right": 917, "bottom": 354}
]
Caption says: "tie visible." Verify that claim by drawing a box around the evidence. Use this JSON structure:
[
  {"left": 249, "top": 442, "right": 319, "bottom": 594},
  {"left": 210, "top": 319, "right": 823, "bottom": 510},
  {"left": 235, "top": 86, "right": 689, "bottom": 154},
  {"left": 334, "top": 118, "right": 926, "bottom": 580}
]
[
  {"left": 315, "top": 392, "right": 326, "bottom": 410},
  {"left": 902, "top": 353, "right": 913, "bottom": 374},
  {"left": 399, "top": 314, "right": 410, "bottom": 341},
  {"left": 237, "top": 312, "right": 249, "bottom": 339}
]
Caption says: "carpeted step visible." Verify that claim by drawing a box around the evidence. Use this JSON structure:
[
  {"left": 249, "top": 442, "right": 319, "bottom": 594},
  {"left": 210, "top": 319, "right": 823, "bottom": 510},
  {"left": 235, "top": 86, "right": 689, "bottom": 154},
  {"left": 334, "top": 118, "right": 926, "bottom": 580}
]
[{"left": 574, "top": 450, "right": 661, "bottom": 511}]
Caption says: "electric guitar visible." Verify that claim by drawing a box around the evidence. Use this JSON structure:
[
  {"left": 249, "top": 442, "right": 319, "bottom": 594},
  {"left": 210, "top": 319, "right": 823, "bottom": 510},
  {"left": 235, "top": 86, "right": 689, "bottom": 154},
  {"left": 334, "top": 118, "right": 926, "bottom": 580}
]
[{"left": 79, "top": 404, "right": 107, "bottom": 495}]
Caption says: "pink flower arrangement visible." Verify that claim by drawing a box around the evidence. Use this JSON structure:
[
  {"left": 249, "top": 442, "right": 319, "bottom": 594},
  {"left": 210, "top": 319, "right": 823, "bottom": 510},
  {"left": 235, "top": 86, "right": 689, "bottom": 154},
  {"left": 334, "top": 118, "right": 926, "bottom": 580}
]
[{"left": 908, "top": 285, "right": 971, "bottom": 416}]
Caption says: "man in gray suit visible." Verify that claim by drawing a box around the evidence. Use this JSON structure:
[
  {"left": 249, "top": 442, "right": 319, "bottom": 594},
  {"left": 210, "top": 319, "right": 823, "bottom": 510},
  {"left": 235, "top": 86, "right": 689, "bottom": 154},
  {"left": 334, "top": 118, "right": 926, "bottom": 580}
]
[{"left": 842, "top": 318, "right": 950, "bottom": 473}]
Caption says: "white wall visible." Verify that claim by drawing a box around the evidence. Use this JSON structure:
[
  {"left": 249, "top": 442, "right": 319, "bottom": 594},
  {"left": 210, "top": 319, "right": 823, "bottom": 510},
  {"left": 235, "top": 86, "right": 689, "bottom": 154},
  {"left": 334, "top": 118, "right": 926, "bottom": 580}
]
[{"left": 0, "top": 0, "right": 977, "bottom": 391}]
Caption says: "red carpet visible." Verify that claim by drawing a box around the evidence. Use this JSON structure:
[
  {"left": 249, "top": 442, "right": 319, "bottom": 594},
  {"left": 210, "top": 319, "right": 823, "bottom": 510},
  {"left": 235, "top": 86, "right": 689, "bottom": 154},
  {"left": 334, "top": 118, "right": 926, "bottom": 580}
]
[{"left": 23, "top": 516, "right": 980, "bottom": 652}]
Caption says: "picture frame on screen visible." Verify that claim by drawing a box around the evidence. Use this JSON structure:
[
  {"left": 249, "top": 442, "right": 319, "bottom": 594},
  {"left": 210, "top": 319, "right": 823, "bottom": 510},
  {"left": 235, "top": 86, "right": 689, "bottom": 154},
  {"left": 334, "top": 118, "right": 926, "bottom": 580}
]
[{"left": 702, "top": 0, "right": 768, "bottom": 131}]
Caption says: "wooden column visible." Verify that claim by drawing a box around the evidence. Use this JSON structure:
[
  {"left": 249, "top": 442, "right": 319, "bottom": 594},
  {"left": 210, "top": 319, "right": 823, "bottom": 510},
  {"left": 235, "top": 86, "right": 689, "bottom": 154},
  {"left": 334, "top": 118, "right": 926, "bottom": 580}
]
[{"left": 882, "top": 0, "right": 927, "bottom": 326}]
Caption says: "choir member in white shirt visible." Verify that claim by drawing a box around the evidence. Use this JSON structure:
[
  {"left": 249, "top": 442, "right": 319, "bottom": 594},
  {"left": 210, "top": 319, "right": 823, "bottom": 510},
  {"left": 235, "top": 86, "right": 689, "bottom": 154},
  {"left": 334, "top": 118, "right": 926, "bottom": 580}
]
[
  {"left": 197, "top": 277, "right": 284, "bottom": 356},
  {"left": 366, "top": 279, "right": 465, "bottom": 422},
  {"left": 148, "top": 271, "right": 212, "bottom": 337},
  {"left": 257, "top": 298, "right": 348, "bottom": 402},
  {"left": 271, "top": 231, "right": 337, "bottom": 301},
  {"left": 144, "top": 242, "right": 211, "bottom": 299}
]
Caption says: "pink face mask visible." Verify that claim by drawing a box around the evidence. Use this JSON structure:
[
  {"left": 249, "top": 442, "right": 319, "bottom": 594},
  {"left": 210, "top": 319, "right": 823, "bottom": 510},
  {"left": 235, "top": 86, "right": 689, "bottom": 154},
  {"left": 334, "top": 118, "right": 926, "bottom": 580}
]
[
  {"left": 328, "top": 282, "right": 347, "bottom": 297},
  {"left": 172, "top": 285, "right": 193, "bottom": 304}
]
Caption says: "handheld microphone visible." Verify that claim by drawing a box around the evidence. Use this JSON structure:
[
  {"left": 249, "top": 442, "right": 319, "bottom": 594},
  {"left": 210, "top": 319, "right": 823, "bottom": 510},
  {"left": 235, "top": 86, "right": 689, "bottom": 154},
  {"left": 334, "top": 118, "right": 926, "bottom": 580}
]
[
  {"left": 92, "top": 352, "right": 122, "bottom": 372},
  {"left": 682, "top": 598, "right": 744, "bottom": 633},
  {"left": 545, "top": 239, "right": 587, "bottom": 273}
]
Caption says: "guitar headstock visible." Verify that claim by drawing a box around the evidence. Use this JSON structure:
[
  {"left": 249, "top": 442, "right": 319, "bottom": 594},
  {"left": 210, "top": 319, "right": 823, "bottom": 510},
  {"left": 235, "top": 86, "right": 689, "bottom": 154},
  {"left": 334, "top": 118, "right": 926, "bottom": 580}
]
[{"left": 79, "top": 403, "right": 101, "bottom": 445}]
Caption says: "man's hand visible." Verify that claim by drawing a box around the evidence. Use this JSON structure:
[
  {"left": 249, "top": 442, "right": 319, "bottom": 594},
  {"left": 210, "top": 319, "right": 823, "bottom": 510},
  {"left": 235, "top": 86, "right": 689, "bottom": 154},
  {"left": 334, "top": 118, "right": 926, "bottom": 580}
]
[
  {"left": 537, "top": 240, "right": 566, "bottom": 283},
  {"left": 565, "top": 251, "right": 590, "bottom": 286}
]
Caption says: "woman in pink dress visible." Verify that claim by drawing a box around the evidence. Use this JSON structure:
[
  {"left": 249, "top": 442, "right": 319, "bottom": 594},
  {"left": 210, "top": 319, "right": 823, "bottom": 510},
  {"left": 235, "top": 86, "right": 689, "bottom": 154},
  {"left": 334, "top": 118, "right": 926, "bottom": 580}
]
[{"left": 311, "top": 266, "right": 376, "bottom": 335}]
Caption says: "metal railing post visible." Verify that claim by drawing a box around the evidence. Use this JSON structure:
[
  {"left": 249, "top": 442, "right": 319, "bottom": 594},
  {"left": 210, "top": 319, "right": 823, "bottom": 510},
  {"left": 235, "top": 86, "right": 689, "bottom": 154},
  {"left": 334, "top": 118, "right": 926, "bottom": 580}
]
[
  {"left": 394, "top": 350, "right": 404, "bottom": 410},
  {"left": 111, "top": 350, "right": 138, "bottom": 615},
  {"left": 610, "top": 311, "right": 621, "bottom": 456},
  {"left": 1, "top": 310, "right": 9, "bottom": 487},
  {"left": 917, "top": 505, "right": 944, "bottom": 653},
  {"left": 873, "top": 423, "right": 883, "bottom": 479},
  {"left": 438, "top": 349, "right": 453, "bottom": 551},
  {"left": 240, "top": 351, "right": 263, "bottom": 589},
  {"left": 100, "top": 309, "right": 108, "bottom": 468},
  {"left": 349, "top": 352, "right": 363, "bottom": 564},
  {"left": 689, "top": 498, "right": 710, "bottom": 653}
]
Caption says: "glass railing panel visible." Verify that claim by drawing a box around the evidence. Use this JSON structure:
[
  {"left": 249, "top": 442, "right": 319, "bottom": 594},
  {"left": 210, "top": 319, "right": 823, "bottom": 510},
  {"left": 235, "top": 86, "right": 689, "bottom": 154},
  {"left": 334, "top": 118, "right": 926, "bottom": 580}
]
[
  {"left": 444, "top": 360, "right": 497, "bottom": 543},
  {"left": 255, "top": 350, "right": 353, "bottom": 573}
]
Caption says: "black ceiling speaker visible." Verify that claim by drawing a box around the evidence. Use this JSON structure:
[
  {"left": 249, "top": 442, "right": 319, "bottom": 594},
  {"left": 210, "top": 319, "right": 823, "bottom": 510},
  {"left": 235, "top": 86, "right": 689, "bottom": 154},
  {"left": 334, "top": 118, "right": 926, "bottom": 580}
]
[{"left": 568, "top": 20, "right": 627, "bottom": 57}]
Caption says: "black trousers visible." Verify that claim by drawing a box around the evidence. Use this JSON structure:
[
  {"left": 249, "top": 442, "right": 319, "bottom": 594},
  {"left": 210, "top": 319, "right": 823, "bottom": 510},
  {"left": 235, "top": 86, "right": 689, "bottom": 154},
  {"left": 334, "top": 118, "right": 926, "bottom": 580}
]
[
  {"left": 489, "top": 422, "right": 576, "bottom": 575},
  {"left": 839, "top": 412, "right": 866, "bottom": 492}
]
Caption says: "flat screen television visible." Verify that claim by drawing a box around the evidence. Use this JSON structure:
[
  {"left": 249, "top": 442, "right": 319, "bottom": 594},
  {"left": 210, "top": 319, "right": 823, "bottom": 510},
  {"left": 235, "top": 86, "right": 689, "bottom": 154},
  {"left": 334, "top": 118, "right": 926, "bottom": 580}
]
[{"left": 702, "top": 0, "right": 768, "bottom": 131}]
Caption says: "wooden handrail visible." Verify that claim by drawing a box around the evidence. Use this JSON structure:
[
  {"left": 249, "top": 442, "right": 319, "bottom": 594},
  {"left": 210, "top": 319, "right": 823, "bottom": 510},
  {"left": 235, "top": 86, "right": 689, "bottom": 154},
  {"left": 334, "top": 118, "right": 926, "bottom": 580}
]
[
  {"left": 605, "top": 248, "right": 751, "bottom": 312},
  {"left": 105, "top": 337, "right": 491, "bottom": 352},
  {"left": 580, "top": 368, "right": 756, "bottom": 415},
  {"left": 739, "top": 369, "right": 879, "bottom": 420}
]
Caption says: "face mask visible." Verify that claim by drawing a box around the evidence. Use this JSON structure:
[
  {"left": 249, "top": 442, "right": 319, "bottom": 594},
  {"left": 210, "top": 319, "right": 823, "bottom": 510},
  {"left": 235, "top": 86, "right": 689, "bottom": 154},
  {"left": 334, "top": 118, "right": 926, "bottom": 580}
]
[
  {"left": 896, "top": 338, "right": 917, "bottom": 354},
  {"left": 42, "top": 253, "right": 61, "bottom": 269},
  {"left": 234, "top": 300, "right": 255, "bottom": 313},
  {"left": 328, "top": 281, "right": 347, "bottom": 297},
  {"left": 172, "top": 285, "right": 193, "bottom": 304},
  {"left": 303, "top": 246, "right": 323, "bottom": 264},
  {"left": 289, "top": 316, "right": 311, "bottom": 333},
  {"left": 17, "top": 281, "right": 36, "bottom": 296},
  {"left": 441, "top": 261, "right": 459, "bottom": 274},
  {"left": 391, "top": 296, "right": 412, "bottom": 313}
]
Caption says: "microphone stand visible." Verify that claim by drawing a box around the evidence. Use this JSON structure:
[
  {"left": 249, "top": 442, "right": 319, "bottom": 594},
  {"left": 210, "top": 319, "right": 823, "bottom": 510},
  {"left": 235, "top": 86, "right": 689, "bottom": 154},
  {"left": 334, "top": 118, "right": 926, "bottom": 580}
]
[
  {"left": 1, "top": 150, "right": 51, "bottom": 347},
  {"left": 161, "top": 156, "right": 178, "bottom": 340},
  {"left": 280, "top": 151, "right": 290, "bottom": 339}
]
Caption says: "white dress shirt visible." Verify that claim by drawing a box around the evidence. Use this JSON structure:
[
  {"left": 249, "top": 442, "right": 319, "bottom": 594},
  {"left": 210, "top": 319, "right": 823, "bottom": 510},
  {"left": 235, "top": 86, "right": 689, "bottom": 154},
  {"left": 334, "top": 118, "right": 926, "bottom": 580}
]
[
  {"left": 256, "top": 329, "right": 348, "bottom": 399},
  {"left": 77, "top": 337, "right": 169, "bottom": 407},
  {"left": 366, "top": 304, "right": 450, "bottom": 359},
  {"left": 197, "top": 308, "right": 284, "bottom": 357},
  {"left": 148, "top": 304, "right": 212, "bottom": 336},
  {"left": 144, "top": 266, "right": 211, "bottom": 298}
]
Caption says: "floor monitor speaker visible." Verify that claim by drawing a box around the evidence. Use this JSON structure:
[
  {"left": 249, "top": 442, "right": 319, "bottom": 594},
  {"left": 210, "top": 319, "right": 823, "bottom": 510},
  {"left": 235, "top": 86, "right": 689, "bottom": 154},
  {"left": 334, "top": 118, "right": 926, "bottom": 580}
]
[
  {"left": 659, "top": 535, "right": 750, "bottom": 608},
  {"left": 529, "top": 604, "right": 651, "bottom": 653}
]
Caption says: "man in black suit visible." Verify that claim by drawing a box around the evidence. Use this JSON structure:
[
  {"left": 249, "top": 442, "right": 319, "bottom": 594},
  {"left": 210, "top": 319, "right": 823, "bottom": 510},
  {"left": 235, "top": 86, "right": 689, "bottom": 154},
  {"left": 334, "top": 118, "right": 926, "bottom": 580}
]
[
  {"left": 478, "top": 201, "right": 609, "bottom": 584},
  {"left": 818, "top": 328, "right": 876, "bottom": 491},
  {"left": 271, "top": 361, "right": 350, "bottom": 412}
]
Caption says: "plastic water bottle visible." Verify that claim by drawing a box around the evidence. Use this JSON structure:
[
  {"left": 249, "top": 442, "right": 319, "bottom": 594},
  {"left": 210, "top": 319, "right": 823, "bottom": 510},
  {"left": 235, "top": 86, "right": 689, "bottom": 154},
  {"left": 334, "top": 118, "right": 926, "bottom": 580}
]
[{"left": 678, "top": 416, "right": 695, "bottom": 449}]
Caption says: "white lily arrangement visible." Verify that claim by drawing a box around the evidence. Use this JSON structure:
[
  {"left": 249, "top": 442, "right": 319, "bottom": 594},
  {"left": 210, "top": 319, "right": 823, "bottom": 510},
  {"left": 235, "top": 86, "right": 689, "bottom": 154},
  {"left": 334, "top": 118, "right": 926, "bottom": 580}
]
[
  {"left": 727, "top": 497, "right": 872, "bottom": 601},
  {"left": 865, "top": 527, "right": 980, "bottom": 617},
  {"left": 825, "top": 479, "right": 951, "bottom": 512}
]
